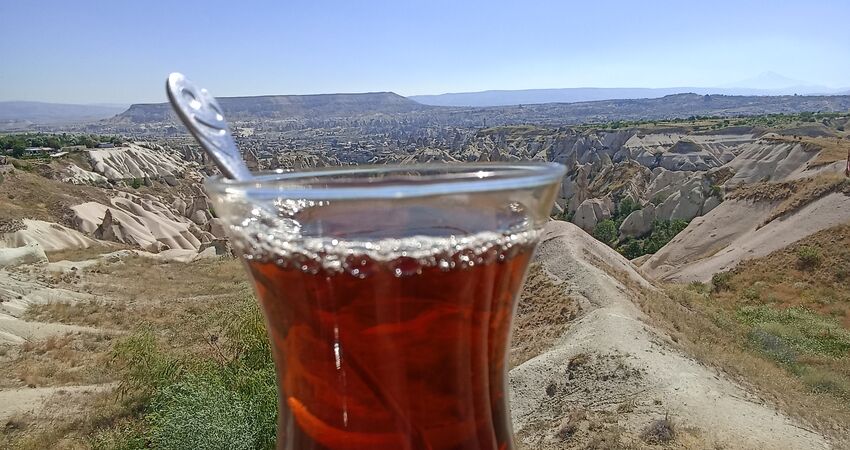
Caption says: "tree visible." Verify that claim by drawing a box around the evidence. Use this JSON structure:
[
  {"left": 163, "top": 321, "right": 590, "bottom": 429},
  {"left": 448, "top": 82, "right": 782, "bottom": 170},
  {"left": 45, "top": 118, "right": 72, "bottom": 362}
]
[
  {"left": 11, "top": 140, "right": 25, "bottom": 158},
  {"left": 619, "top": 239, "right": 644, "bottom": 260},
  {"left": 592, "top": 219, "right": 618, "bottom": 247},
  {"left": 46, "top": 136, "right": 62, "bottom": 149},
  {"left": 615, "top": 197, "right": 641, "bottom": 225},
  {"left": 642, "top": 219, "right": 689, "bottom": 254}
]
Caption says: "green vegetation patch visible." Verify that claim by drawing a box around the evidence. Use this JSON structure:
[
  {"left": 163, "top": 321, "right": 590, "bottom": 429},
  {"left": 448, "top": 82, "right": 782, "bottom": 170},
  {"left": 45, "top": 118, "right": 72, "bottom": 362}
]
[
  {"left": 108, "top": 295, "right": 277, "bottom": 449},
  {"left": 617, "top": 219, "right": 689, "bottom": 259},
  {"left": 0, "top": 132, "right": 123, "bottom": 157},
  {"left": 738, "top": 304, "right": 850, "bottom": 399},
  {"left": 737, "top": 306, "right": 850, "bottom": 359}
]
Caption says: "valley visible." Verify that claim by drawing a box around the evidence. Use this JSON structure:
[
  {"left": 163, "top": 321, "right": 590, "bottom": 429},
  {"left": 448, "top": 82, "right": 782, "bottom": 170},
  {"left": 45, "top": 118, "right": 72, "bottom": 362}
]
[{"left": 1, "top": 96, "right": 850, "bottom": 448}]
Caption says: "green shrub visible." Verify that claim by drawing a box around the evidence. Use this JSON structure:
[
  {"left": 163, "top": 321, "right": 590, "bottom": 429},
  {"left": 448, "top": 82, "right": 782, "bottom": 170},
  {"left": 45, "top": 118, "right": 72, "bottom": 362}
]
[
  {"left": 10, "top": 159, "right": 33, "bottom": 172},
  {"left": 619, "top": 239, "right": 644, "bottom": 260},
  {"left": 796, "top": 246, "right": 821, "bottom": 269},
  {"left": 592, "top": 219, "right": 618, "bottom": 246},
  {"left": 641, "top": 219, "right": 689, "bottom": 254},
  {"left": 711, "top": 271, "right": 733, "bottom": 292},
  {"left": 686, "top": 281, "right": 709, "bottom": 294},
  {"left": 112, "top": 297, "right": 277, "bottom": 449},
  {"left": 742, "top": 286, "right": 761, "bottom": 302},
  {"left": 737, "top": 306, "right": 850, "bottom": 358},
  {"left": 613, "top": 219, "right": 689, "bottom": 259},
  {"left": 146, "top": 373, "right": 276, "bottom": 450},
  {"left": 616, "top": 197, "right": 641, "bottom": 222},
  {"left": 709, "top": 184, "right": 724, "bottom": 200}
]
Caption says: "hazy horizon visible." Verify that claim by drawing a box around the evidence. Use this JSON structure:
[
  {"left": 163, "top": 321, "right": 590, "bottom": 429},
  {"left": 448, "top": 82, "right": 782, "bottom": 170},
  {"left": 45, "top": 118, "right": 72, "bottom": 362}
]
[{"left": 2, "top": 0, "right": 850, "bottom": 104}]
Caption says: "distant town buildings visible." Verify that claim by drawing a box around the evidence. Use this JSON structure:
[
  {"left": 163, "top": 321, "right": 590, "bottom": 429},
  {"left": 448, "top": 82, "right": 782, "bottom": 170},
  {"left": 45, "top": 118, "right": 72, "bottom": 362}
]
[{"left": 23, "top": 146, "right": 53, "bottom": 155}]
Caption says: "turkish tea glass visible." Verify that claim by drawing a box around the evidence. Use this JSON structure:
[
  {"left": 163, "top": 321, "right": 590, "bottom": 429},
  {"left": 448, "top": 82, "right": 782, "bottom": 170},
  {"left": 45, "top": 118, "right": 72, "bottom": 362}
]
[{"left": 206, "top": 162, "right": 565, "bottom": 450}]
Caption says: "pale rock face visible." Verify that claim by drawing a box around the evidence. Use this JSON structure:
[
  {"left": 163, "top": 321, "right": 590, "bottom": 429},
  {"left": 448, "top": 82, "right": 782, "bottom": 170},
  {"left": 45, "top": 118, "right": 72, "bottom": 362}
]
[
  {"left": 88, "top": 143, "right": 192, "bottom": 181},
  {"left": 199, "top": 239, "right": 232, "bottom": 256},
  {"left": 186, "top": 196, "right": 212, "bottom": 225},
  {"left": 0, "top": 243, "right": 48, "bottom": 268},
  {"left": 188, "top": 224, "right": 215, "bottom": 244},
  {"left": 564, "top": 164, "right": 592, "bottom": 213},
  {"left": 656, "top": 184, "right": 705, "bottom": 221},
  {"left": 647, "top": 167, "right": 691, "bottom": 203},
  {"left": 190, "top": 209, "right": 211, "bottom": 225},
  {"left": 72, "top": 192, "right": 202, "bottom": 250},
  {"left": 702, "top": 195, "right": 722, "bottom": 214},
  {"left": 3, "top": 220, "right": 96, "bottom": 252},
  {"left": 619, "top": 204, "right": 657, "bottom": 238},
  {"left": 172, "top": 198, "right": 188, "bottom": 216},
  {"left": 205, "top": 218, "right": 228, "bottom": 239},
  {"left": 621, "top": 133, "right": 754, "bottom": 171},
  {"left": 59, "top": 163, "right": 108, "bottom": 185},
  {"left": 145, "top": 241, "right": 171, "bottom": 253},
  {"left": 572, "top": 197, "right": 613, "bottom": 232},
  {"left": 94, "top": 209, "right": 137, "bottom": 246},
  {"left": 723, "top": 141, "right": 818, "bottom": 186}
]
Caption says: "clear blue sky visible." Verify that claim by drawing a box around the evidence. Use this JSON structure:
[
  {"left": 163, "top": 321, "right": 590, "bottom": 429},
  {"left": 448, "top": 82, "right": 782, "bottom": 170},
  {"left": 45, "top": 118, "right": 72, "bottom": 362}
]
[{"left": 1, "top": 0, "right": 849, "bottom": 104}]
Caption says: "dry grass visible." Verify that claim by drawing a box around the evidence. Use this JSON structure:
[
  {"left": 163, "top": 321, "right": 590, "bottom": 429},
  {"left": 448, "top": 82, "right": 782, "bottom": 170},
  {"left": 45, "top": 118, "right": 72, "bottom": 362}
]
[
  {"left": 88, "top": 255, "right": 247, "bottom": 302},
  {"left": 711, "top": 224, "right": 850, "bottom": 326},
  {"left": 0, "top": 388, "right": 144, "bottom": 450},
  {"left": 44, "top": 244, "right": 126, "bottom": 263},
  {"left": 728, "top": 173, "right": 850, "bottom": 225},
  {"left": 24, "top": 300, "right": 128, "bottom": 329},
  {"left": 588, "top": 160, "right": 649, "bottom": 198},
  {"left": 650, "top": 285, "right": 850, "bottom": 444},
  {"left": 53, "top": 256, "right": 252, "bottom": 357},
  {"left": 636, "top": 280, "right": 849, "bottom": 444},
  {"left": 515, "top": 407, "right": 706, "bottom": 450},
  {"left": 0, "top": 170, "right": 111, "bottom": 226},
  {"left": 589, "top": 247, "right": 850, "bottom": 445},
  {"left": 1, "top": 255, "right": 253, "bottom": 447},
  {"left": 0, "top": 333, "right": 114, "bottom": 389},
  {"left": 511, "top": 264, "right": 580, "bottom": 367},
  {"left": 640, "top": 415, "right": 675, "bottom": 444}
]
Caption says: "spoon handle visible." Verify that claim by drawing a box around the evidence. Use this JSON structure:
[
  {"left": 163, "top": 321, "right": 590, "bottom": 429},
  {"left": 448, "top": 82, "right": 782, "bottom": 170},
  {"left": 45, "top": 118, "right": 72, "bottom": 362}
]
[{"left": 166, "top": 73, "right": 253, "bottom": 181}]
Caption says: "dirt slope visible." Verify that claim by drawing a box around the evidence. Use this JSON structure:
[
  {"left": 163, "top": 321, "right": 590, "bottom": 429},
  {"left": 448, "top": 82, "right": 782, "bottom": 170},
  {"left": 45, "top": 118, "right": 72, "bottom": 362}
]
[
  {"left": 643, "top": 192, "right": 850, "bottom": 283},
  {"left": 510, "top": 221, "right": 830, "bottom": 449}
]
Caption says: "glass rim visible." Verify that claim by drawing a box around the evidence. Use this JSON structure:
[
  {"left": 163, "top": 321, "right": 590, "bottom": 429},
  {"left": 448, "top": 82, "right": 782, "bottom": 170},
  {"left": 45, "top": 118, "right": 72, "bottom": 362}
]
[{"left": 205, "top": 162, "right": 566, "bottom": 200}]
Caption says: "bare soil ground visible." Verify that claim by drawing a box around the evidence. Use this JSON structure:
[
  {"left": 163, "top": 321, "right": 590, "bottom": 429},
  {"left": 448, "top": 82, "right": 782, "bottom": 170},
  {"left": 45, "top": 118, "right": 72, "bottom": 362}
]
[
  {"left": 1, "top": 222, "right": 845, "bottom": 448},
  {"left": 0, "top": 255, "right": 251, "bottom": 448},
  {"left": 0, "top": 169, "right": 111, "bottom": 226},
  {"left": 511, "top": 221, "right": 834, "bottom": 449}
]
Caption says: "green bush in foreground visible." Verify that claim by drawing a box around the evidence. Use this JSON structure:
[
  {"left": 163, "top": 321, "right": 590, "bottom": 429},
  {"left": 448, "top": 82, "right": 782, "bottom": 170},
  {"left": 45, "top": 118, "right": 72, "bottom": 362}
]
[
  {"left": 110, "top": 296, "right": 277, "bottom": 450},
  {"left": 147, "top": 374, "right": 275, "bottom": 450}
]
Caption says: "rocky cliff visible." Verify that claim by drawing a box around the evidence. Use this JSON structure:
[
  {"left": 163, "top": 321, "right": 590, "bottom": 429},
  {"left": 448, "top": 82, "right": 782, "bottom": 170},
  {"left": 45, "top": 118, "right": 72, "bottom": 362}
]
[{"left": 111, "top": 92, "right": 430, "bottom": 124}]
